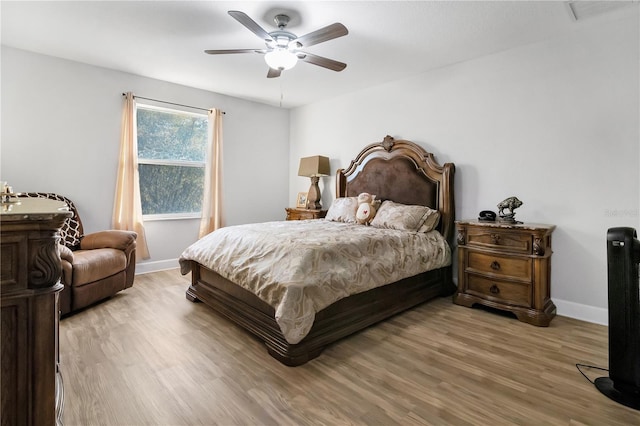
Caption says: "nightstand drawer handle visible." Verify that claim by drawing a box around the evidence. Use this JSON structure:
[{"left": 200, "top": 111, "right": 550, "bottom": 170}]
[
  {"left": 490, "top": 234, "right": 501, "bottom": 244},
  {"left": 489, "top": 284, "right": 500, "bottom": 295},
  {"left": 490, "top": 261, "right": 501, "bottom": 271}
]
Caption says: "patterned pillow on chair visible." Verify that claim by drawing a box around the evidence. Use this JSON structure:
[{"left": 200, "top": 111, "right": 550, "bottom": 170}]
[{"left": 17, "top": 192, "right": 84, "bottom": 250}]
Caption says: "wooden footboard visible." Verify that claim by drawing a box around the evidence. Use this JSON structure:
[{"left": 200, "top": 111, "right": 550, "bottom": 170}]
[{"left": 186, "top": 261, "right": 454, "bottom": 366}]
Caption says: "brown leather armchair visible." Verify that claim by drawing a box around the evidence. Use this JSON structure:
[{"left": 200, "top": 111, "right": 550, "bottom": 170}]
[{"left": 18, "top": 193, "right": 137, "bottom": 315}]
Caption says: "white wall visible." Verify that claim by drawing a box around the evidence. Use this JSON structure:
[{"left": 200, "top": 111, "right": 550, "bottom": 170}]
[
  {"left": 1, "top": 47, "right": 290, "bottom": 272},
  {"left": 2, "top": 12, "right": 637, "bottom": 323},
  {"left": 289, "top": 15, "right": 639, "bottom": 323}
]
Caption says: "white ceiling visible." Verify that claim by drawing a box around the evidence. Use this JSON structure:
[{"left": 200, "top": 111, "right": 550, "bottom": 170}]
[{"left": 1, "top": 1, "right": 637, "bottom": 108}]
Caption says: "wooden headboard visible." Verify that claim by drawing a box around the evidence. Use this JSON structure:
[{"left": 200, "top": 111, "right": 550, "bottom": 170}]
[{"left": 336, "top": 136, "right": 455, "bottom": 241}]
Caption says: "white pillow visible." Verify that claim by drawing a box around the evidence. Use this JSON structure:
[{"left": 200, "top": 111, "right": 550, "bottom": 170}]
[
  {"left": 324, "top": 197, "right": 359, "bottom": 223},
  {"left": 370, "top": 200, "right": 440, "bottom": 232}
]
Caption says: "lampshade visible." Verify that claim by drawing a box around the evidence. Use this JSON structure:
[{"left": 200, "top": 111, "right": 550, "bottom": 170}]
[
  {"left": 265, "top": 49, "right": 298, "bottom": 71},
  {"left": 298, "top": 156, "right": 330, "bottom": 177}
]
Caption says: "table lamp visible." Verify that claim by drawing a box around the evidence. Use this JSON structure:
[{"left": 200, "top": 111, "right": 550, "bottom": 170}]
[{"left": 298, "top": 155, "right": 330, "bottom": 210}]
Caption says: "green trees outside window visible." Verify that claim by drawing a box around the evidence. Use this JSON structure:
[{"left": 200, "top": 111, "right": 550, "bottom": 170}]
[{"left": 136, "top": 105, "right": 207, "bottom": 216}]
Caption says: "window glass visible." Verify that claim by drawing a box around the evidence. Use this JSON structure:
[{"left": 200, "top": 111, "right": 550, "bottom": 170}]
[
  {"left": 138, "top": 164, "right": 205, "bottom": 215},
  {"left": 136, "top": 104, "right": 207, "bottom": 217},
  {"left": 137, "top": 107, "right": 207, "bottom": 161}
]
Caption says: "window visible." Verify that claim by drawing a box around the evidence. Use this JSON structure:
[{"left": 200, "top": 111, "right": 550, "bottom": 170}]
[{"left": 136, "top": 104, "right": 208, "bottom": 219}]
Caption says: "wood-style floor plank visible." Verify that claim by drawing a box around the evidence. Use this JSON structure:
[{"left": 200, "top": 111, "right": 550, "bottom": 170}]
[{"left": 59, "top": 269, "right": 639, "bottom": 425}]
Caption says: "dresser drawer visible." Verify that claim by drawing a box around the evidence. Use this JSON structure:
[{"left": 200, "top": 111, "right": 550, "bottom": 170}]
[
  {"left": 467, "top": 251, "right": 532, "bottom": 282},
  {"left": 466, "top": 228, "right": 530, "bottom": 254},
  {"left": 288, "top": 211, "right": 314, "bottom": 220},
  {"left": 285, "top": 208, "right": 327, "bottom": 221},
  {"left": 467, "top": 274, "right": 531, "bottom": 307}
]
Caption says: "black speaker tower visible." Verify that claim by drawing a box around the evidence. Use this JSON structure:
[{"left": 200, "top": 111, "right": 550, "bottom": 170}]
[{"left": 595, "top": 227, "right": 640, "bottom": 410}]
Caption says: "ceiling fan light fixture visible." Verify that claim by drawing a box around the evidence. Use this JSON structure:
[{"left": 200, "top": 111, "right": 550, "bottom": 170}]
[{"left": 265, "top": 48, "right": 298, "bottom": 71}]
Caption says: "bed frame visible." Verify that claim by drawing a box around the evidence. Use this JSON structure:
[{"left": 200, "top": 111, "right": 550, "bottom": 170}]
[{"left": 185, "top": 135, "right": 455, "bottom": 366}]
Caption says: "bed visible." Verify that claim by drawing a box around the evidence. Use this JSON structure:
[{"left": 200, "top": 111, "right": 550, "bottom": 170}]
[{"left": 179, "top": 135, "right": 455, "bottom": 366}]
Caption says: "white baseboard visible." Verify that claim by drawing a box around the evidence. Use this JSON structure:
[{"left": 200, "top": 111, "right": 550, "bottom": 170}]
[
  {"left": 135, "top": 258, "right": 179, "bottom": 275},
  {"left": 554, "top": 298, "right": 608, "bottom": 326}
]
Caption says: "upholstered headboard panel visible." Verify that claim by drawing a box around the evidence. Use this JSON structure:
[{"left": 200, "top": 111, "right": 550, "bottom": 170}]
[
  {"left": 343, "top": 156, "right": 439, "bottom": 208},
  {"left": 336, "top": 136, "right": 455, "bottom": 241}
]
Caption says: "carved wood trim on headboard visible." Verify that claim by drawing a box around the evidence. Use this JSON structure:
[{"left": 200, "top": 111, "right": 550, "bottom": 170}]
[{"left": 336, "top": 135, "right": 455, "bottom": 242}]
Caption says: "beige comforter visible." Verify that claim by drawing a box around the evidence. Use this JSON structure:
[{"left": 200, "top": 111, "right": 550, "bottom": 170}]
[{"left": 179, "top": 220, "right": 451, "bottom": 344}]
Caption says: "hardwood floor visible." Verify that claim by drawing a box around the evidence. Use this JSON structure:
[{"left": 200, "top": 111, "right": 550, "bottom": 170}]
[{"left": 59, "top": 269, "right": 639, "bottom": 425}]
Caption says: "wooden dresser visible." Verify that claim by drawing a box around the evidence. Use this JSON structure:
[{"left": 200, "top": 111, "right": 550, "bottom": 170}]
[
  {"left": 453, "top": 220, "right": 556, "bottom": 326},
  {"left": 285, "top": 208, "right": 327, "bottom": 221},
  {"left": 1, "top": 197, "right": 70, "bottom": 425}
]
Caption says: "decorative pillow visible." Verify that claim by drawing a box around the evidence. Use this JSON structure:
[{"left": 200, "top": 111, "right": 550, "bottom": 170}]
[
  {"left": 370, "top": 200, "right": 440, "bottom": 232},
  {"left": 325, "top": 197, "right": 359, "bottom": 223},
  {"left": 417, "top": 208, "right": 441, "bottom": 233}
]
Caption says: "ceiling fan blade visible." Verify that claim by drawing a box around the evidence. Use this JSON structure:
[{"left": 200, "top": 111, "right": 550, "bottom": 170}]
[
  {"left": 228, "top": 10, "right": 273, "bottom": 42},
  {"left": 294, "top": 23, "right": 348, "bottom": 48},
  {"left": 204, "top": 49, "right": 265, "bottom": 55},
  {"left": 299, "top": 52, "right": 347, "bottom": 72},
  {"left": 267, "top": 68, "right": 282, "bottom": 78}
]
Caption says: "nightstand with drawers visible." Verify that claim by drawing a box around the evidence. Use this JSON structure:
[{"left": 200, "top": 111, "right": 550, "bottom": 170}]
[
  {"left": 453, "top": 220, "right": 556, "bottom": 326},
  {"left": 285, "top": 208, "right": 327, "bottom": 221}
]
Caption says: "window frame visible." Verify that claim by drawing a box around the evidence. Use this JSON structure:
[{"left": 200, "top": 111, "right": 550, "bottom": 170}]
[{"left": 135, "top": 102, "right": 208, "bottom": 221}]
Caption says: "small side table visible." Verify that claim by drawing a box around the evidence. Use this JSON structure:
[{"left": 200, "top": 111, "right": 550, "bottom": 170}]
[
  {"left": 453, "top": 219, "right": 556, "bottom": 326},
  {"left": 285, "top": 208, "right": 327, "bottom": 221}
]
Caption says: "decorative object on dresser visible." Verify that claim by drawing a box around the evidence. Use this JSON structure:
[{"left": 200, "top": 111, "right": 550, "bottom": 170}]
[
  {"left": 298, "top": 155, "right": 330, "bottom": 209},
  {"left": 496, "top": 196, "right": 523, "bottom": 223},
  {"left": 285, "top": 207, "right": 328, "bottom": 221},
  {"left": 1, "top": 181, "right": 16, "bottom": 203},
  {"left": 1, "top": 197, "right": 70, "bottom": 425},
  {"left": 295, "top": 192, "right": 308, "bottom": 209},
  {"left": 454, "top": 220, "right": 556, "bottom": 326},
  {"left": 181, "top": 136, "right": 455, "bottom": 366},
  {"left": 16, "top": 193, "right": 137, "bottom": 316}
]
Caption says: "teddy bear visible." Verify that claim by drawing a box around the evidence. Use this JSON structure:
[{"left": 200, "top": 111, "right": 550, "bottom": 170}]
[{"left": 355, "top": 192, "right": 381, "bottom": 225}]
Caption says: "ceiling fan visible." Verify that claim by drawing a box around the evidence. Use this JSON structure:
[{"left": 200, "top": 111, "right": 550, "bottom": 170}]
[{"left": 205, "top": 10, "right": 348, "bottom": 78}]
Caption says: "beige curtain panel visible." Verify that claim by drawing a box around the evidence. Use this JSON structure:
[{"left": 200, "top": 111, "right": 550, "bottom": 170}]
[
  {"left": 199, "top": 109, "right": 224, "bottom": 238},
  {"left": 113, "top": 92, "right": 150, "bottom": 260}
]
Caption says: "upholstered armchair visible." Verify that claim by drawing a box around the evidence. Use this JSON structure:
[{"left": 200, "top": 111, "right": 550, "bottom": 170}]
[{"left": 18, "top": 193, "right": 137, "bottom": 315}]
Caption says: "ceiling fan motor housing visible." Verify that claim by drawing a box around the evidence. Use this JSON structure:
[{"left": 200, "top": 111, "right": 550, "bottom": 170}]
[
  {"left": 267, "top": 31, "right": 299, "bottom": 50},
  {"left": 273, "top": 14, "right": 291, "bottom": 29}
]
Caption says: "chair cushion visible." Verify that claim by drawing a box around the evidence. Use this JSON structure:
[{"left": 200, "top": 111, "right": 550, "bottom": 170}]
[
  {"left": 71, "top": 272, "right": 126, "bottom": 311},
  {"left": 71, "top": 248, "right": 127, "bottom": 287}
]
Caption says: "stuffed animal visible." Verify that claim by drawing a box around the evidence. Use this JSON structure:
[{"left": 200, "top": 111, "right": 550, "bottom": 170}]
[{"left": 356, "top": 192, "right": 381, "bottom": 225}]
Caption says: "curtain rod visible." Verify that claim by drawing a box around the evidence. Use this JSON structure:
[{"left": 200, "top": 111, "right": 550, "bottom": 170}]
[{"left": 121, "top": 93, "right": 225, "bottom": 114}]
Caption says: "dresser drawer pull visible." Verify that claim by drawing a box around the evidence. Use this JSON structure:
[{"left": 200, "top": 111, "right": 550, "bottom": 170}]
[
  {"left": 490, "top": 234, "right": 501, "bottom": 244},
  {"left": 490, "top": 261, "right": 501, "bottom": 271},
  {"left": 489, "top": 284, "right": 500, "bottom": 294}
]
